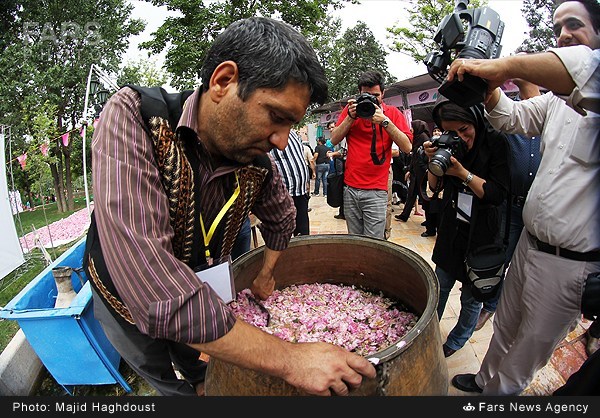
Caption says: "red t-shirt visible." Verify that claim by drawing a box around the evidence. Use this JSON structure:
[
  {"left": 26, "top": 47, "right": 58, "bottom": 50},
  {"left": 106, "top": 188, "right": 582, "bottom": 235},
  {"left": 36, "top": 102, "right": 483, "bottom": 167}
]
[{"left": 336, "top": 103, "right": 412, "bottom": 190}]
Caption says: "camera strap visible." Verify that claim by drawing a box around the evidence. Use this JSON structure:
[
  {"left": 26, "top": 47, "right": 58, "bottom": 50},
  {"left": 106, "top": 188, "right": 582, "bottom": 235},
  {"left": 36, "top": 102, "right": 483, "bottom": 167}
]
[{"left": 370, "top": 123, "right": 386, "bottom": 165}]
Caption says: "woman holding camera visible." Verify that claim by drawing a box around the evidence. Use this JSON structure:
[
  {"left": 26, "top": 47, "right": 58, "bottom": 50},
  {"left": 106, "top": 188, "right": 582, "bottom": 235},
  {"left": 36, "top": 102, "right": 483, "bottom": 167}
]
[{"left": 423, "top": 97, "right": 510, "bottom": 358}]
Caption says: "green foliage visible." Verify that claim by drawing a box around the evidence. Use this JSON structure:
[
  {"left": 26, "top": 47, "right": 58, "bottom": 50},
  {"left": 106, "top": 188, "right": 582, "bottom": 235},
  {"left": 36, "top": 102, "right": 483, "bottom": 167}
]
[
  {"left": 327, "top": 22, "right": 394, "bottom": 101},
  {"left": 117, "top": 57, "right": 170, "bottom": 87},
  {"left": 386, "top": 0, "right": 486, "bottom": 65},
  {"left": 0, "top": 245, "right": 71, "bottom": 353},
  {"left": 140, "top": 0, "right": 352, "bottom": 89},
  {"left": 0, "top": 0, "right": 145, "bottom": 208},
  {"left": 18, "top": 102, "right": 58, "bottom": 190},
  {"left": 518, "top": 0, "right": 556, "bottom": 52},
  {"left": 13, "top": 197, "right": 88, "bottom": 235}
]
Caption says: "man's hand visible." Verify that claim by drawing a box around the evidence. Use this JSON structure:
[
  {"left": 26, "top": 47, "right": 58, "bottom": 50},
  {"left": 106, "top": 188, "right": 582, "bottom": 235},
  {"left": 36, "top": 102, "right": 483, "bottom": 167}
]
[
  {"left": 282, "top": 342, "right": 377, "bottom": 396},
  {"left": 194, "top": 320, "right": 377, "bottom": 397},
  {"left": 371, "top": 104, "right": 386, "bottom": 125},
  {"left": 347, "top": 98, "right": 358, "bottom": 120},
  {"left": 250, "top": 247, "right": 281, "bottom": 300},
  {"left": 250, "top": 271, "right": 275, "bottom": 300},
  {"left": 446, "top": 58, "right": 510, "bottom": 104}
]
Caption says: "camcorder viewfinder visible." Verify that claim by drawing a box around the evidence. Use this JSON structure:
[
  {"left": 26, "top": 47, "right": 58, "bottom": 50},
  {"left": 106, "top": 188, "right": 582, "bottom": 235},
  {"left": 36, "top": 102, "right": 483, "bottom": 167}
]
[{"left": 424, "top": 0, "right": 505, "bottom": 107}]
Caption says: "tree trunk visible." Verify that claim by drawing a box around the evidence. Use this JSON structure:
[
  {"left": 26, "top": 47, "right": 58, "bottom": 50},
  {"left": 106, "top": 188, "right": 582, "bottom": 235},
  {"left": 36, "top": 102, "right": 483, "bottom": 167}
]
[
  {"left": 63, "top": 145, "right": 74, "bottom": 211},
  {"left": 49, "top": 163, "right": 67, "bottom": 213}
]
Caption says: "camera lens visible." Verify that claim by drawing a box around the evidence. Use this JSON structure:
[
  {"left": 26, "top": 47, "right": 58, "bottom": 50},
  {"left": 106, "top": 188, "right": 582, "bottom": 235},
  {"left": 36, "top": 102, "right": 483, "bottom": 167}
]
[
  {"left": 356, "top": 101, "right": 376, "bottom": 118},
  {"left": 428, "top": 148, "right": 453, "bottom": 177}
]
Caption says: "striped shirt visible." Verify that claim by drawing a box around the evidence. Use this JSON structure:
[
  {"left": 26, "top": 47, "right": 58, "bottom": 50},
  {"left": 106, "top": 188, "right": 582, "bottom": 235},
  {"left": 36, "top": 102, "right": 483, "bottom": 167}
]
[
  {"left": 91, "top": 87, "right": 295, "bottom": 344},
  {"left": 269, "top": 130, "right": 310, "bottom": 197}
]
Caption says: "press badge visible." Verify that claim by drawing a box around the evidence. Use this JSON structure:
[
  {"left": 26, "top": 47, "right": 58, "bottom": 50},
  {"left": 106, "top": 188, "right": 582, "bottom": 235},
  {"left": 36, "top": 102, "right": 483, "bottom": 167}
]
[
  {"left": 194, "top": 256, "right": 236, "bottom": 303},
  {"left": 456, "top": 192, "right": 473, "bottom": 223}
]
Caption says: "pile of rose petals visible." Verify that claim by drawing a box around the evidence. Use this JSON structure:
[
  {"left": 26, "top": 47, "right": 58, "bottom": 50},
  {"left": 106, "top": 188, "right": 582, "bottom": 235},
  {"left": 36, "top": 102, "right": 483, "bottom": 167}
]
[
  {"left": 19, "top": 206, "right": 91, "bottom": 252},
  {"left": 229, "top": 283, "right": 418, "bottom": 356}
]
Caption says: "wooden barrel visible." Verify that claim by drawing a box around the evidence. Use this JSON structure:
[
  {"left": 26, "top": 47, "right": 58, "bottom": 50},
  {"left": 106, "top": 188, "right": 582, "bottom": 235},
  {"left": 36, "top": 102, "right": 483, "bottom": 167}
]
[{"left": 205, "top": 234, "right": 448, "bottom": 396}]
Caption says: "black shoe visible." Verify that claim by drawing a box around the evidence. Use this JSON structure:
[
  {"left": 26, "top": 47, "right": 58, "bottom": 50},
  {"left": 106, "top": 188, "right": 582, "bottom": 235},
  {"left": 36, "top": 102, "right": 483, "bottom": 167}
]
[
  {"left": 334, "top": 214, "right": 345, "bottom": 220},
  {"left": 451, "top": 373, "right": 483, "bottom": 393},
  {"left": 394, "top": 215, "right": 408, "bottom": 222},
  {"left": 442, "top": 343, "right": 456, "bottom": 357},
  {"left": 421, "top": 231, "right": 436, "bottom": 237}
]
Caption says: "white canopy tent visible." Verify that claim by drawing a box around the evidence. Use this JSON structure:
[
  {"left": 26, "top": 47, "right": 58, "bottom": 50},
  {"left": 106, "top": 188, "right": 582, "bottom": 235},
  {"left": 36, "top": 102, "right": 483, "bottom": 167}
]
[{"left": 0, "top": 130, "right": 25, "bottom": 280}]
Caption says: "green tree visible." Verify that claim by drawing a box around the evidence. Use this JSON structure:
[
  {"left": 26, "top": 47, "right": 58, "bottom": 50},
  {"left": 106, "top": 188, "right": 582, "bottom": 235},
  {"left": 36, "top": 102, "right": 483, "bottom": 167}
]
[
  {"left": 139, "top": 0, "right": 353, "bottom": 89},
  {"left": 0, "top": 0, "right": 144, "bottom": 212},
  {"left": 386, "top": 0, "right": 486, "bottom": 65},
  {"left": 117, "top": 57, "right": 170, "bottom": 87},
  {"left": 518, "top": 0, "right": 556, "bottom": 52},
  {"left": 327, "top": 22, "right": 394, "bottom": 101},
  {"left": 19, "top": 102, "right": 58, "bottom": 210}
]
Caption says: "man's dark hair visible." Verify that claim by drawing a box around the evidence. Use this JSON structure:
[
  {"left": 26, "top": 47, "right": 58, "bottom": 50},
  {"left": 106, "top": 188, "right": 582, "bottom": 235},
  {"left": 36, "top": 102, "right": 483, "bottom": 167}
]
[
  {"left": 358, "top": 70, "right": 385, "bottom": 92},
  {"left": 200, "top": 17, "right": 328, "bottom": 105},
  {"left": 555, "top": 0, "right": 600, "bottom": 33}
]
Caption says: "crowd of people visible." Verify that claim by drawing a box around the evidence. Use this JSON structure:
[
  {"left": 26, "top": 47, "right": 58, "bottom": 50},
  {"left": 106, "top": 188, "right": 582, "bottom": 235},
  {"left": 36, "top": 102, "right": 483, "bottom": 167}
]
[{"left": 83, "top": 0, "right": 598, "bottom": 397}]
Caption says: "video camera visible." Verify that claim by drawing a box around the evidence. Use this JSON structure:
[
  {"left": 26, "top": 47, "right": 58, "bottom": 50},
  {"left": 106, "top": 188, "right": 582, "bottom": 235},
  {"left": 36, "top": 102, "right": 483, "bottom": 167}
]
[{"left": 424, "top": 0, "right": 505, "bottom": 107}]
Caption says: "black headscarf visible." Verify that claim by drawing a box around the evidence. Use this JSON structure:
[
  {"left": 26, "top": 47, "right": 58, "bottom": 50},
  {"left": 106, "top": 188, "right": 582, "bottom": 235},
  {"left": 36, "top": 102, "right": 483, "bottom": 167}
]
[{"left": 410, "top": 119, "right": 430, "bottom": 151}]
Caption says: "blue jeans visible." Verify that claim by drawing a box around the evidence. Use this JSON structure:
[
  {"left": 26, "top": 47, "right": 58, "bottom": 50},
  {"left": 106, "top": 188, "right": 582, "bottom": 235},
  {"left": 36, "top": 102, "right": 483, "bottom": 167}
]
[
  {"left": 314, "top": 163, "right": 329, "bottom": 195},
  {"left": 436, "top": 266, "right": 482, "bottom": 351},
  {"left": 231, "top": 217, "right": 252, "bottom": 260}
]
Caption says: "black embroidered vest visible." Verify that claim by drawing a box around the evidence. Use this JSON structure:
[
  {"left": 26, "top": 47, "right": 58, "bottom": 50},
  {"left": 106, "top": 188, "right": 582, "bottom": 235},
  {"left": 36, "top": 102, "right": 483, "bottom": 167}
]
[{"left": 84, "top": 86, "right": 271, "bottom": 323}]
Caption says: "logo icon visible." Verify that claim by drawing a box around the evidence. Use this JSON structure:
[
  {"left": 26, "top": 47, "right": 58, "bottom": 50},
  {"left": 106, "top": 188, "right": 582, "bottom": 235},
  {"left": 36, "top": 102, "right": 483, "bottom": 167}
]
[{"left": 463, "top": 403, "right": 475, "bottom": 412}]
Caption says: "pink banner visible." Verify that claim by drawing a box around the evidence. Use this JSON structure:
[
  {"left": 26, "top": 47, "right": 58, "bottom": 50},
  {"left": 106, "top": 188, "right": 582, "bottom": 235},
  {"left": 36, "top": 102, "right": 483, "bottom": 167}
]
[
  {"left": 40, "top": 142, "right": 49, "bottom": 157},
  {"left": 61, "top": 132, "right": 70, "bottom": 146},
  {"left": 17, "top": 153, "right": 27, "bottom": 169}
]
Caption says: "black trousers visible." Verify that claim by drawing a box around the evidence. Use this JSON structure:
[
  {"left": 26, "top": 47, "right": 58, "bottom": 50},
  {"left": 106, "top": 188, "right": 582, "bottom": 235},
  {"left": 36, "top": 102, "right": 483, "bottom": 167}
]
[
  {"left": 92, "top": 288, "right": 206, "bottom": 395},
  {"left": 399, "top": 171, "right": 420, "bottom": 220},
  {"left": 293, "top": 193, "right": 310, "bottom": 236}
]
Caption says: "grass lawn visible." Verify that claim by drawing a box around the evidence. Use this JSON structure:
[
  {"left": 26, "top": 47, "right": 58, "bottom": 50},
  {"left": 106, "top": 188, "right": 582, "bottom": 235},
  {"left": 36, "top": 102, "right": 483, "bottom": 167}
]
[
  {"left": 2, "top": 196, "right": 88, "bottom": 351},
  {"left": 13, "top": 197, "right": 88, "bottom": 235},
  {"left": 1, "top": 199, "right": 156, "bottom": 395},
  {"left": 0, "top": 240, "right": 154, "bottom": 396}
]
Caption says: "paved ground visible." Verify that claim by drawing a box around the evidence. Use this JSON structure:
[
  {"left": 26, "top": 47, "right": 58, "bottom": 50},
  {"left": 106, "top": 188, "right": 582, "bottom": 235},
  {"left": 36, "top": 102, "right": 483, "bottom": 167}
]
[{"left": 251, "top": 189, "right": 593, "bottom": 396}]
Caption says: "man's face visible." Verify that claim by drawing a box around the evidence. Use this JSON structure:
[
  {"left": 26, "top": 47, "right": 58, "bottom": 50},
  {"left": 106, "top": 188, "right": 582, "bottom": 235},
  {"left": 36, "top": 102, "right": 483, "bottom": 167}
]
[
  {"left": 553, "top": 1, "right": 600, "bottom": 49},
  {"left": 209, "top": 81, "right": 311, "bottom": 164},
  {"left": 359, "top": 85, "right": 384, "bottom": 105}
]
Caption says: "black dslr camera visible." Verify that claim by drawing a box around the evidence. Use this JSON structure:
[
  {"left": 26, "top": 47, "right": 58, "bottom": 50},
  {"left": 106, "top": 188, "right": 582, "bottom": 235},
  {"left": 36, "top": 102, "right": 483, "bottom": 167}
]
[
  {"left": 355, "top": 92, "right": 379, "bottom": 118},
  {"left": 428, "top": 131, "right": 461, "bottom": 176},
  {"left": 424, "top": 0, "right": 505, "bottom": 107}
]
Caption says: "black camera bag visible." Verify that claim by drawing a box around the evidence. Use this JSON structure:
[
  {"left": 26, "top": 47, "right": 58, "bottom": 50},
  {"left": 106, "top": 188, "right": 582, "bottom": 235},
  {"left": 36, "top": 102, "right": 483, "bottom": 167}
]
[
  {"left": 466, "top": 243, "right": 506, "bottom": 302},
  {"left": 464, "top": 192, "right": 510, "bottom": 302},
  {"left": 582, "top": 272, "right": 600, "bottom": 320},
  {"left": 326, "top": 159, "right": 344, "bottom": 208}
]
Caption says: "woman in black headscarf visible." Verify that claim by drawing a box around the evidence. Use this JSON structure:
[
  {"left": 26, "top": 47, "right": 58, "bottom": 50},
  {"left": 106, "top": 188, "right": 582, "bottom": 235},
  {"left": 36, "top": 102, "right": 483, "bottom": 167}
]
[
  {"left": 395, "top": 120, "right": 429, "bottom": 223},
  {"left": 423, "top": 97, "right": 510, "bottom": 358}
]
